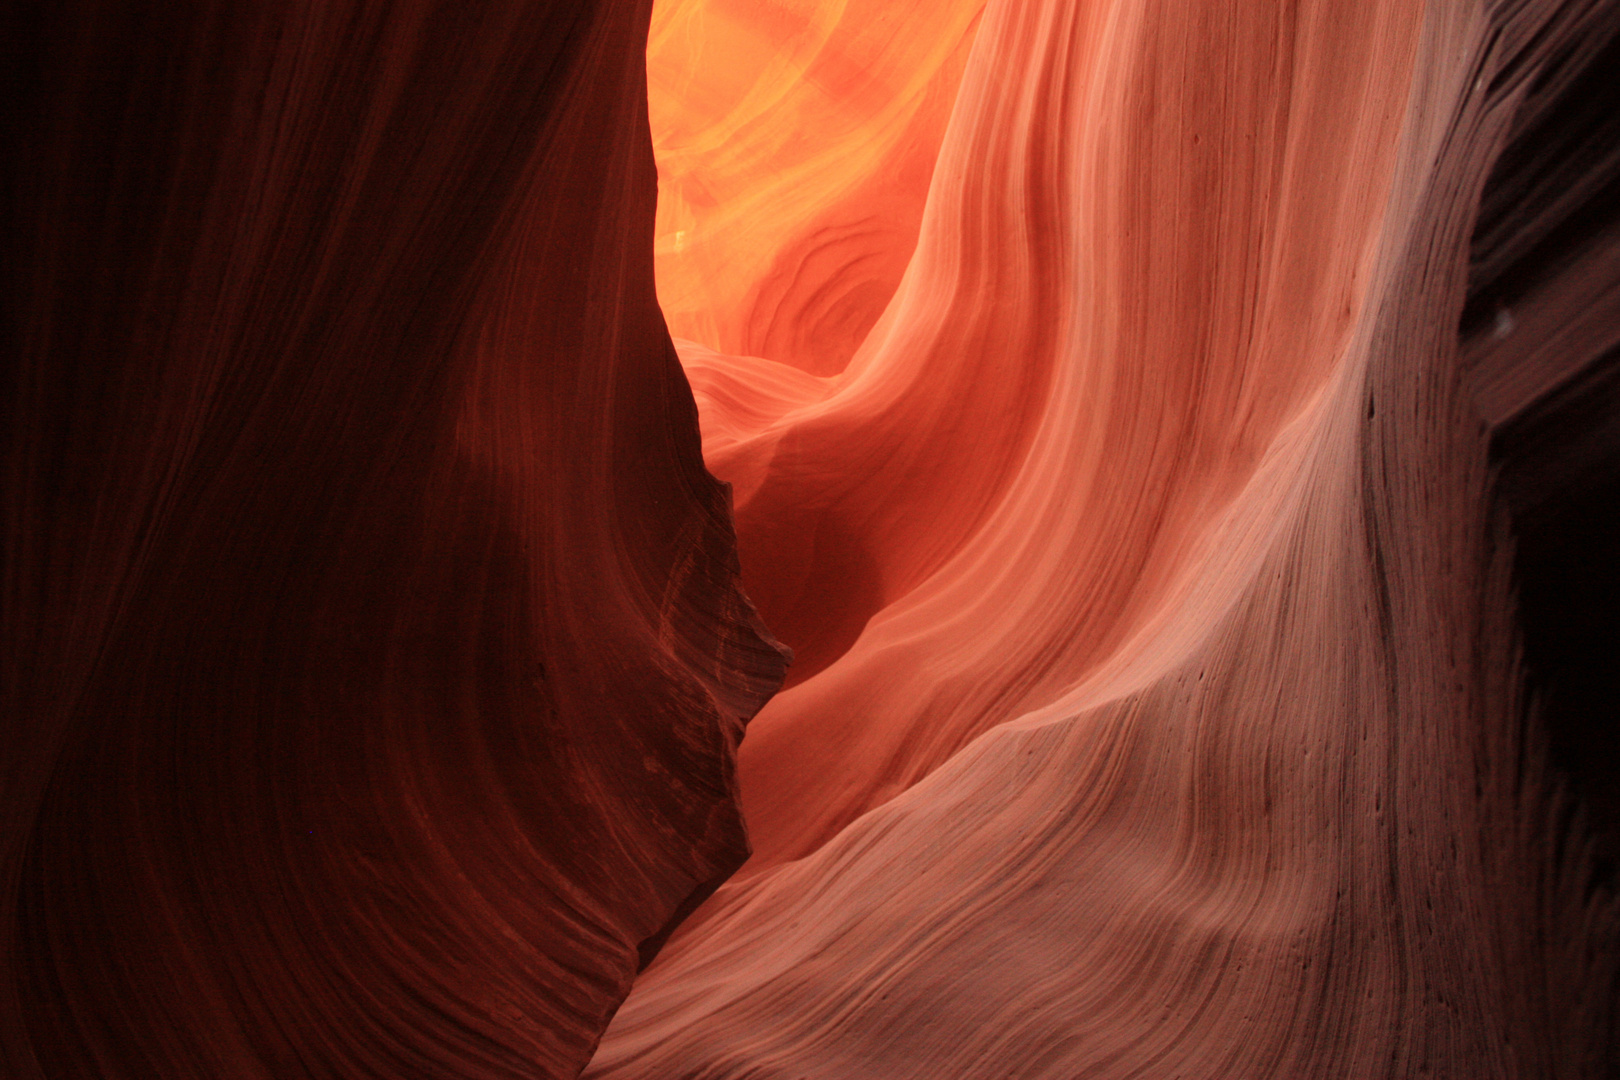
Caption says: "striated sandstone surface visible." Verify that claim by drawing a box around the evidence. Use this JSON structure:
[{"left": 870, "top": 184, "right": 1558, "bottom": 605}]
[
  {"left": 6, "top": 0, "right": 1618, "bottom": 1076},
  {"left": 587, "top": 0, "right": 1620, "bottom": 1075}
]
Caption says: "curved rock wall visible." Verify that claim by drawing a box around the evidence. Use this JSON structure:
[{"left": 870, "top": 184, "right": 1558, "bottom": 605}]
[
  {"left": 5, "top": 0, "right": 1617, "bottom": 1076},
  {"left": 2, "top": 4, "right": 785, "bottom": 1077},
  {"left": 589, "top": 0, "right": 1620, "bottom": 1075}
]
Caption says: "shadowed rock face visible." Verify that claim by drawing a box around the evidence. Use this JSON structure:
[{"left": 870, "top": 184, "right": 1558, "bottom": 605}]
[
  {"left": 1465, "top": 6, "right": 1620, "bottom": 884},
  {"left": 5, "top": 0, "right": 1619, "bottom": 1078},
  {"left": 1, "top": 3, "right": 785, "bottom": 1077}
]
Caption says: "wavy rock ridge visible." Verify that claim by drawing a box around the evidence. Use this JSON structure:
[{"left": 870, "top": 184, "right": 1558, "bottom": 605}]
[{"left": 588, "top": 0, "right": 1620, "bottom": 1075}]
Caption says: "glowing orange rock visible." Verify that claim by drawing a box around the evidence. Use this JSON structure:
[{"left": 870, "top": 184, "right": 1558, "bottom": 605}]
[
  {"left": 683, "top": 0, "right": 1425, "bottom": 870},
  {"left": 647, "top": 0, "right": 985, "bottom": 375}
]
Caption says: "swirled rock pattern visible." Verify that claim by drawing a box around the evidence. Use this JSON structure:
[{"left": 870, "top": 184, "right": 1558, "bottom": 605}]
[
  {"left": 647, "top": 0, "right": 986, "bottom": 375},
  {"left": 587, "top": 0, "right": 1620, "bottom": 1076}
]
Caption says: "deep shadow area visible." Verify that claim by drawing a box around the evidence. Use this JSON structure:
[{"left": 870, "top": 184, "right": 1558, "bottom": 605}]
[
  {"left": 1468, "top": 6, "right": 1620, "bottom": 890},
  {"left": 1494, "top": 355, "right": 1620, "bottom": 880}
]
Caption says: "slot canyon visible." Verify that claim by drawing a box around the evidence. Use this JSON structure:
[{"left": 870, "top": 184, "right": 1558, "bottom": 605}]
[{"left": 4, "top": 0, "right": 1619, "bottom": 1076}]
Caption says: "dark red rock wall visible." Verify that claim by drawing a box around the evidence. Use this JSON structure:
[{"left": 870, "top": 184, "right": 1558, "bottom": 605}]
[{"left": 1, "top": 3, "right": 785, "bottom": 1077}]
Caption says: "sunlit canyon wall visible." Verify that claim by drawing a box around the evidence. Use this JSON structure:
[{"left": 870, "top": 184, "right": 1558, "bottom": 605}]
[{"left": 4, "top": 0, "right": 1619, "bottom": 1078}]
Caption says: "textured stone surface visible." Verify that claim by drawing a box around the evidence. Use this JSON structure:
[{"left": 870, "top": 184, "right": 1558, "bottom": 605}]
[
  {"left": 1, "top": 4, "right": 785, "bottom": 1077},
  {"left": 6, "top": 1, "right": 1617, "bottom": 1077},
  {"left": 588, "top": 0, "right": 1620, "bottom": 1075}
]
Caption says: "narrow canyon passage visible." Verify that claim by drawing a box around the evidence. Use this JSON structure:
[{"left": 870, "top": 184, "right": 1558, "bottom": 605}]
[{"left": 4, "top": 1, "right": 1616, "bottom": 1077}]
